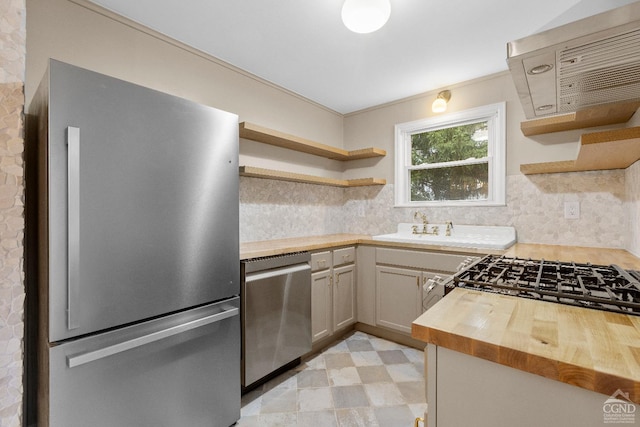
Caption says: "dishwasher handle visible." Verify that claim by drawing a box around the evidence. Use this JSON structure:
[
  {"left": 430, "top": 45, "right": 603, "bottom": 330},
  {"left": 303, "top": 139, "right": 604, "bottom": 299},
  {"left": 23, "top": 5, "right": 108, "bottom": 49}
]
[
  {"left": 66, "top": 306, "right": 239, "bottom": 368},
  {"left": 245, "top": 263, "right": 311, "bottom": 283}
]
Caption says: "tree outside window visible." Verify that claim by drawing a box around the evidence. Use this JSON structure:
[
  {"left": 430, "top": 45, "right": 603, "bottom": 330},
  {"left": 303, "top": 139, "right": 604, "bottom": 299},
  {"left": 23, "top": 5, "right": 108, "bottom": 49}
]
[
  {"left": 394, "top": 103, "right": 505, "bottom": 207},
  {"left": 410, "top": 122, "right": 489, "bottom": 201}
]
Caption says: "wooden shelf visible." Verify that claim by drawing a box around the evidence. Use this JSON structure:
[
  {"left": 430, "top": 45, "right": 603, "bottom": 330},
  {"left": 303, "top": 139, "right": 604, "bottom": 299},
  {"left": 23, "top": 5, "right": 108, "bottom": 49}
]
[
  {"left": 239, "top": 122, "right": 386, "bottom": 160},
  {"left": 239, "top": 166, "right": 386, "bottom": 187},
  {"left": 520, "top": 126, "right": 640, "bottom": 175},
  {"left": 520, "top": 102, "right": 640, "bottom": 136}
]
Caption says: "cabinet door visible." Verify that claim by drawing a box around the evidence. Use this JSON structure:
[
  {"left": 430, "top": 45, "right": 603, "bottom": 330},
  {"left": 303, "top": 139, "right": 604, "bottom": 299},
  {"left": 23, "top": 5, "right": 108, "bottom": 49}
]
[
  {"left": 376, "top": 266, "right": 422, "bottom": 334},
  {"left": 311, "top": 270, "right": 332, "bottom": 342},
  {"left": 333, "top": 264, "right": 356, "bottom": 330}
]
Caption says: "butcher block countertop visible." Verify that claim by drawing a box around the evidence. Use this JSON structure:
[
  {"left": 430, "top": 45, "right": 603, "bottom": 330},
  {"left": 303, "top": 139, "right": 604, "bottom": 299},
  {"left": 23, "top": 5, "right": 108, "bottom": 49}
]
[
  {"left": 504, "top": 243, "right": 640, "bottom": 270},
  {"left": 240, "top": 234, "right": 369, "bottom": 259},
  {"left": 241, "top": 234, "right": 640, "bottom": 268},
  {"left": 241, "top": 233, "right": 502, "bottom": 260},
  {"left": 412, "top": 288, "right": 640, "bottom": 402}
]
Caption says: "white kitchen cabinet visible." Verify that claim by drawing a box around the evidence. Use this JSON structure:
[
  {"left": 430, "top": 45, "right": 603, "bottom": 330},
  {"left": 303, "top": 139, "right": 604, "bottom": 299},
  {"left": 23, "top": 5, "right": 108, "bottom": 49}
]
[
  {"left": 310, "top": 247, "right": 357, "bottom": 343},
  {"left": 333, "top": 263, "right": 356, "bottom": 330},
  {"left": 426, "top": 345, "right": 608, "bottom": 427},
  {"left": 376, "top": 266, "right": 439, "bottom": 334},
  {"left": 311, "top": 269, "right": 332, "bottom": 342},
  {"left": 374, "top": 247, "right": 481, "bottom": 335}
]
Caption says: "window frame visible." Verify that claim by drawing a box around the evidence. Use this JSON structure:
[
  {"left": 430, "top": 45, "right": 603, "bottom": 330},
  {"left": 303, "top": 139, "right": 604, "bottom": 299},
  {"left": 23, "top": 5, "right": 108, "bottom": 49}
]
[{"left": 394, "top": 102, "right": 506, "bottom": 207}]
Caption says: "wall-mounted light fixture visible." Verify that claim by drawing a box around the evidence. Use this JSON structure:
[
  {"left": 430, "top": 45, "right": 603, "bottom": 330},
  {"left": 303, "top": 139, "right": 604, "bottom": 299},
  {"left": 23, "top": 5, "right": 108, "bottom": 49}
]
[
  {"left": 431, "top": 90, "right": 451, "bottom": 113},
  {"left": 342, "top": 0, "right": 391, "bottom": 34}
]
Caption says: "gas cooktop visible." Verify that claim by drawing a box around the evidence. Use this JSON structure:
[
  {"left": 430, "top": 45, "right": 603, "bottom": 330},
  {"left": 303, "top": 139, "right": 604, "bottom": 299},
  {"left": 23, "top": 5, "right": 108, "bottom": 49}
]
[{"left": 448, "top": 255, "right": 640, "bottom": 316}]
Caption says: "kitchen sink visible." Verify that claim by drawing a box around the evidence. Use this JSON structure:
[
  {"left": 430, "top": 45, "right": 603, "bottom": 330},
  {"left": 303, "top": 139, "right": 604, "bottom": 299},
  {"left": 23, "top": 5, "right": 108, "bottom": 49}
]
[{"left": 373, "top": 223, "right": 516, "bottom": 250}]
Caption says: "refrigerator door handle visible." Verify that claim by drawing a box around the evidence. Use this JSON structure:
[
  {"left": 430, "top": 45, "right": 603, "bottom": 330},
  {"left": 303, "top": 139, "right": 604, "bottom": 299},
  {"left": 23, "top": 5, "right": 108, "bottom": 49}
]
[
  {"left": 66, "top": 306, "right": 239, "bottom": 368},
  {"left": 67, "top": 126, "right": 81, "bottom": 331}
]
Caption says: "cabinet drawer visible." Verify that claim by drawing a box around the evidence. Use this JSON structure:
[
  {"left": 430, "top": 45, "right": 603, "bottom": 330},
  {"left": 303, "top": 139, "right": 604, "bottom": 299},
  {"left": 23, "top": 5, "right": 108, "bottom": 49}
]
[
  {"left": 376, "top": 247, "right": 477, "bottom": 273},
  {"left": 333, "top": 247, "right": 355, "bottom": 266},
  {"left": 311, "top": 251, "right": 331, "bottom": 271}
]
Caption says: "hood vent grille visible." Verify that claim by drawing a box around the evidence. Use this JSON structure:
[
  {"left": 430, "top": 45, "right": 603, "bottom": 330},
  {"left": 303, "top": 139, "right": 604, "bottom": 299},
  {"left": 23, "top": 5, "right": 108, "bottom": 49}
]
[
  {"left": 558, "top": 29, "right": 640, "bottom": 113},
  {"left": 507, "top": 3, "right": 640, "bottom": 119}
]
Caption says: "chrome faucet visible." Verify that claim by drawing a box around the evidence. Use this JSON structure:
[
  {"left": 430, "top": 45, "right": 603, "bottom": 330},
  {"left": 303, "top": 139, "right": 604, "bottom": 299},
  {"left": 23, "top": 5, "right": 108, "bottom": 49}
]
[{"left": 445, "top": 221, "right": 453, "bottom": 236}]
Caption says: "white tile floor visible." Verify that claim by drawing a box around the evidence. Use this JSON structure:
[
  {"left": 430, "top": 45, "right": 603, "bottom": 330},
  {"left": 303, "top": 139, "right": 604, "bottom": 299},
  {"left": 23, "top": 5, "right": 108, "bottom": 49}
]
[{"left": 237, "top": 331, "right": 427, "bottom": 427}]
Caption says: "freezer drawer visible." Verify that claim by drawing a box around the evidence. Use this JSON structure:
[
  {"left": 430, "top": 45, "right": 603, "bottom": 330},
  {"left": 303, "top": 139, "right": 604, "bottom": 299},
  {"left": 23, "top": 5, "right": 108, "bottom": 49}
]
[{"left": 46, "top": 298, "right": 240, "bottom": 427}]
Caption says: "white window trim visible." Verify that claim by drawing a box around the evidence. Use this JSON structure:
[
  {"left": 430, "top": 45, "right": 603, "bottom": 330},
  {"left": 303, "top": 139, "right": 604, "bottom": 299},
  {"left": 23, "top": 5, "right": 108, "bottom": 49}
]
[{"left": 394, "top": 102, "right": 506, "bottom": 207}]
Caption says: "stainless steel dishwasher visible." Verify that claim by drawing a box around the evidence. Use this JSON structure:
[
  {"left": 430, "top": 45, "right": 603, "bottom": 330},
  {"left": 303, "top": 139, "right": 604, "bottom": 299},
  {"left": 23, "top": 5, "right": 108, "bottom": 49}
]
[{"left": 241, "top": 252, "right": 311, "bottom": 388}]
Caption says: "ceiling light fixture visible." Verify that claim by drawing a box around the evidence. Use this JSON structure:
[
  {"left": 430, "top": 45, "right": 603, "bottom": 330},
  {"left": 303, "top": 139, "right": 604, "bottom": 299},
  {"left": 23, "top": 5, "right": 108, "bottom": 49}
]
[
  {"left": 341, "top": 0, "right": 391, "bottom": 34},
  {"left": 432, "top": 90, "right": 451, "bottom": 113}
]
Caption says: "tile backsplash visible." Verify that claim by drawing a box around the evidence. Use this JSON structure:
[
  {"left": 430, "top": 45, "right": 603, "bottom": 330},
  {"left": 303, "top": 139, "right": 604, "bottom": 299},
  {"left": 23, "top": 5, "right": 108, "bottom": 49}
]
[
  {"left": 240, "top": 167, "right": 635, "bottom": 252},
  {"left": 626, "top": 160, "right": 640, "bottom": 257},
  {"left": 0, "top": 0, "right": 25, "bottom": 426},
  {"left": 240, "top": 176, "right": 344, "bottom": 242}
]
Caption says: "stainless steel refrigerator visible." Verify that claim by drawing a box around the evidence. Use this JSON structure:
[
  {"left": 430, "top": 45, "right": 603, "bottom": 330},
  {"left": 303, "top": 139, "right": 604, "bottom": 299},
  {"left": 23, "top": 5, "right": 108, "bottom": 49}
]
[{"left": 26, "top": 60, "right": 240, "bottom": 427}]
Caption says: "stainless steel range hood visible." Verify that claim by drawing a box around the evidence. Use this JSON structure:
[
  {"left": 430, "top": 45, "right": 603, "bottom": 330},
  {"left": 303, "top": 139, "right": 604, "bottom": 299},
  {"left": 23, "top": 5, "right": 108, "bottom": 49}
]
[{"left": 507, "top": 2, "right": 640, "bottom": 119}]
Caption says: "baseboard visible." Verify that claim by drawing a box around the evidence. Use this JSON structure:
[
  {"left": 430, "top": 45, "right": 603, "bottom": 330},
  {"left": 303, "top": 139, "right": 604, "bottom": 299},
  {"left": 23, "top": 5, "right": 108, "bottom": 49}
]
[{"left": 354, "top": 323, "right": 426, "bottom": 350}]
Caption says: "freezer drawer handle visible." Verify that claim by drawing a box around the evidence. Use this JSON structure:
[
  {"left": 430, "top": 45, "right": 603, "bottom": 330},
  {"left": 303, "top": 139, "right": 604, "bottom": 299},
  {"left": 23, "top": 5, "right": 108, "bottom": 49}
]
[
  {"left": 66, "top": 306, "right": 239, "bottom": 368},
  {"left": 67, "top": 126, "right": 81, "bottom": 331}
]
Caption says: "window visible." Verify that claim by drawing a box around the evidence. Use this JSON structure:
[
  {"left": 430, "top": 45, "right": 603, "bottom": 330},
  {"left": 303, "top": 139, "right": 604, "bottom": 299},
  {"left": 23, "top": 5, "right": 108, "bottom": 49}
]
[{"left": 394, "top": 102, "right": 506, "bottom": 207}]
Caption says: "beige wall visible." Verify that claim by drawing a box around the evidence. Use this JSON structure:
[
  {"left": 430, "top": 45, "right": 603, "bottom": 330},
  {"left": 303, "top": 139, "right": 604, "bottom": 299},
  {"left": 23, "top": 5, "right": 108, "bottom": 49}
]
[
  {"left": 26, "top": 0, "right": 346, "bottom": 179},
  {"left": 342, "top": 71, "right": 634, "bottom": 180},
  {"left": 0, "top": 0, "right": 26, "bottom": 425}
]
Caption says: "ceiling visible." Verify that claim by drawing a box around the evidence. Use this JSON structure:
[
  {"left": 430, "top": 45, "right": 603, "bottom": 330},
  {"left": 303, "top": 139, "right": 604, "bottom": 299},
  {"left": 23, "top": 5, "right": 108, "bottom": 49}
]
[{"left": 87, "top": 0, "right": 637, "bottom": 114}]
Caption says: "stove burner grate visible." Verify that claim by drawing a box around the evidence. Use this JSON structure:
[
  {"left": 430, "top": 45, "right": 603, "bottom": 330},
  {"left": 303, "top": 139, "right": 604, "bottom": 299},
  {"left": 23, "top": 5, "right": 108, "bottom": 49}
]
[{"left": 451, "top": 255, "right": 640, "bottom": 316}]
